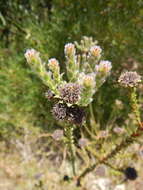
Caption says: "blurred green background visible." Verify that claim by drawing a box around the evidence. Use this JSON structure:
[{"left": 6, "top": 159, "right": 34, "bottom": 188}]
[{"left": 0, "top": 0, "right": 143, "bottom": 137}]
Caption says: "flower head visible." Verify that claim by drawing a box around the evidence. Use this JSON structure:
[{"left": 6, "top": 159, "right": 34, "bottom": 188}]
[
  {"left": 67, "top": 105, "right": 85, "bottom": 125},
  {"left": 48, "top": 58, "right": 59, "bottom": 71},
  {"left": 64, "top": 43, "right": 76, "bottom": 56},
  {"left": 78, "top": 73, "right": 96, "bottom": 88},
  {"left": 118, "top": 71, "right": 141, "bottom": 88},
  {"left": 51, "top": 103, "right": 85, "bottom": 125},
  {"left": 52, "top": 103, "right": 67, "bottom": 121},
  {"left": 95, "top": 60, "right": 112, "bottom": 74},
  {"left": 24, "top": 49, "right": 41, "bottom": 63},
  {"left": 83, "top": 74, "right": 96, "bottom": 88},
  {"left": 59, "top": 83, "right": 82, "bottom": 104},
  {"left": 90, "top": 45, "right": 102, "bottom": 57}
]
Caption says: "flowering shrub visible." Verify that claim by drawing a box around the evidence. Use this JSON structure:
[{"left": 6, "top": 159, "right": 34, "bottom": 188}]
[
  {"left": 25, "top": 36, "right": 143, "bottom": 186},
  {"left": 25, "top": 36, "right": 112, "bottom": 107}
]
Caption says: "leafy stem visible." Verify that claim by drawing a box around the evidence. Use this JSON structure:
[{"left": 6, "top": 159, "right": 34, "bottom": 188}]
[
  {"left": 65, "top": 125, "right": 76, "bottom": 176},
  {"left": 130, "top": 87, "right": 142, "bottom": 127}
]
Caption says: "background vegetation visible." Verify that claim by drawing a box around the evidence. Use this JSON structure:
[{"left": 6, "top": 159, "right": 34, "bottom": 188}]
[{"left": 0, "top": 0, "right": 143, "bottom": 189}]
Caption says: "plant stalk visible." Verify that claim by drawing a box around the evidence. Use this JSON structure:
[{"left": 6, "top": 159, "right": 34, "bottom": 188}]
[
  {"left": 130, "top": 87, "right": 142, "bottom": 127},
  {"left": 65, "top": 125, "right": 76, "bottom": 176}
]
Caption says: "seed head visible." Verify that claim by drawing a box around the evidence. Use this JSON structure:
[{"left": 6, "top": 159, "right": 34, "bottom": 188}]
[
  {"left": 59, "top": 83, "right": 82, "bottom": 104},
  {"left": 67, "top": 105, "right": 85, "bottom": 125},
  {"left": 52, "top": 103, "right": 67, "bottom": 121},
  {"left": 118, "top": 71, "right": 141, "bottom": 88}
]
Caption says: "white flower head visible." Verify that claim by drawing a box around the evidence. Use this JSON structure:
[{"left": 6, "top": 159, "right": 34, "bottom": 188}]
[
  {"left": 64, "top": 43, "right": 75, "bottom": 56},
  {"left": 24, "top": 49, "right": 40, "bottom": 63},
  {"left": 48, "top": 58, "right": 59, "bottom": 70},
  {"left": 83, "top": 74, "right": 96, "bottom": 88},
  {"left": 90, "top": 45, "right": 102, "bottom": 57},
  {"left": 96, "top": 60, "right": 112, "bottom": 73},
  {"left": 78, "top": 73, "right": 96, "bottom": 88}
]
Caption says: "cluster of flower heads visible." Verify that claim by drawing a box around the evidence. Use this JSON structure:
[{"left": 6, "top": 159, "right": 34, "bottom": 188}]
[
  {"left": 25, "top": 37, "right": 112, "bottom": 123},
  {"left": 52, "top": 103, "right": 85, "bottom": 125},
  {"left": 118, "top": 71, "right": 141, "bottom": 88}
]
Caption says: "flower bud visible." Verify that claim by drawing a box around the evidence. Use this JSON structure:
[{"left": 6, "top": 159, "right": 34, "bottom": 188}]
[
  {"left": 96, "top": 60, "right": 112, "bottom": 74},
  {"left": 24, "top": 49, "right": 41, "bottom": 63},
  {"left": 64, "top": 43, "right": 75, "bottom": 56},
  {"left": 83, "top": 74, "right": 95, "bottom": 88},
  {"left": 48, "top": 58, "right": 61, "bottom": 84},
  {"left": 90, "top": 45, "right": 102, "bottom": 57},
  {"left": 48, "top": 58, "right": 59, "bottom": 71}
]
